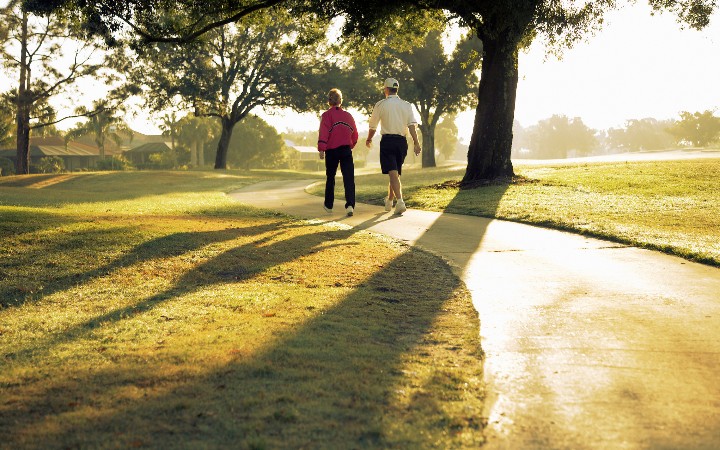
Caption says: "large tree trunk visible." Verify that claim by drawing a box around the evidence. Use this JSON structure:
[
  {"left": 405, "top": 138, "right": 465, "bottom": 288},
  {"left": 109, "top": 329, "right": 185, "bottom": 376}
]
[
  {"left": 214, "top": 117, "right": 234, "bottom": 169},
  {"left": 461, "top": 31, "right": 519, "bottom": 187},
  {"left": 15, "top": 11, "right": 30, "bottom": 175},
  {"left": 419, "top": 123, "right": 436, "bottom": 168}
]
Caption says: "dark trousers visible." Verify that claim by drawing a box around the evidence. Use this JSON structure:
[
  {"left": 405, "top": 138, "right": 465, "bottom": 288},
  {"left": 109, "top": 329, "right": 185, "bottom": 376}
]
[{"left": 324, "top": 145, "right": 355, "bottom": 209}]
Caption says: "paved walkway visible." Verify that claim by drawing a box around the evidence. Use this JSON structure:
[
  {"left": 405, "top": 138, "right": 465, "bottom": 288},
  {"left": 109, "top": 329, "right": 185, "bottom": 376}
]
[{"left": 230, "top": 180, "right": 720, "bottom": 449}]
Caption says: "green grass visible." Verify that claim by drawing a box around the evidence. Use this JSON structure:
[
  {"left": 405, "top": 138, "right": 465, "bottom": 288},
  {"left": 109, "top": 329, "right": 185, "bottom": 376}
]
[
  {"left": 307, "top": 159, "right": 720, "bottom": 266},
  {"left": 0, "top": 171, "right": 484, "bottom": 449}
]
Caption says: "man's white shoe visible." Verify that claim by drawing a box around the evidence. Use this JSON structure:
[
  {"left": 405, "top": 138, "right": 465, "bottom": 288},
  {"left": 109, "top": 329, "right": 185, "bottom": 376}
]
[
  {"left": 384, "top": 197, "right": 393, "bottom": 211},
  {"left": 394, "top": 199, "right": 407, "bottom": 215},
  {"left": 324, "top": 205, "right": 332, "bottom": 213},
  {"left": 346, "top": 206, "right": 354, "bottom": 216}
]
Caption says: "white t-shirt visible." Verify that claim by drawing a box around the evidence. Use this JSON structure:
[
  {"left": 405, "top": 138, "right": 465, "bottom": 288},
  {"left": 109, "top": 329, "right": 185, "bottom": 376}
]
[{"left": 368, "top": 95, "right": 418, "bottom": 136}]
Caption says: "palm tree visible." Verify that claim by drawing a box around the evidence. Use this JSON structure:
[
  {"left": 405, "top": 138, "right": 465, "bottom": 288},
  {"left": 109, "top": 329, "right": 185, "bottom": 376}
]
[
  {"left": 65, "top": 101, "right": 133, "bottom": 159},
  {"left": 177, "top": 115, "right": 218, "bottom": 167},
  {"left": 159, "top": 111, "right": 180, "bottom": 150}
]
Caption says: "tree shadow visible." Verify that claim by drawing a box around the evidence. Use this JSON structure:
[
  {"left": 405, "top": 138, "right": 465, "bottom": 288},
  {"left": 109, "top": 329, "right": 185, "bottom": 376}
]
[
  {"left": 0, "top": 221, "right": 286, "bottom": 309},
  {"left": 3, "top": 246, "right": 472, "bottom": 448},
  {"left": 1, "top": 179, "right": 511, "bottom": 448},
  {"left": 0, "top": 172, "right": 261, "bottom": 207}
]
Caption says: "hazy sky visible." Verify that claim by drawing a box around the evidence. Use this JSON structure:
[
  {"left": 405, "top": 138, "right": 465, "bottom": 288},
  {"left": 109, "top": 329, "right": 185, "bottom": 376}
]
[{"left": 509, "top": 3, "right": 720, "bottom": 132}]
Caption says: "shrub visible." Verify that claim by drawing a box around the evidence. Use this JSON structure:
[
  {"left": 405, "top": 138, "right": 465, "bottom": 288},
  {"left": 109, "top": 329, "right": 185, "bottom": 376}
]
[
  {"left": 0, "top": 157, "right": 14, "bottom": 176},
  {"left": 95, "top": 155, "right": 133, "bottom": 171},
  {"left": 37, "top": 156, "right": 66, "bottom": 174}
]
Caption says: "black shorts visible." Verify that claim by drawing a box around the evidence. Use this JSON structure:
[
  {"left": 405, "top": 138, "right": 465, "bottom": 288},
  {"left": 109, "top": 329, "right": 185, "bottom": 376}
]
[{"left": 379, "top": 134, "right": 408, "bottom": 175}]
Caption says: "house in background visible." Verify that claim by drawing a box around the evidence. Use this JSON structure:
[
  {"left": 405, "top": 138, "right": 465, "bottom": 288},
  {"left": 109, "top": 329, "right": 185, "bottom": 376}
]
[
  {"left": 0, "top": 136, "right": 124, "bottom": 172},
  {"left": 284, "top": 139, "right": 322, "bottom": 171},
  {"left": 0, "top": 131, "right": 174, "bottom": 173},
  {"left": 123, "top": 142, "right": 172, "bottom": 166}
]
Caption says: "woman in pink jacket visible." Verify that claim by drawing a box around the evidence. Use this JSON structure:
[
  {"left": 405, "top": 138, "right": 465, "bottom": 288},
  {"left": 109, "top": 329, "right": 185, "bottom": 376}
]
[{"left": 318, "top": 88, "right": 359, "bottom": 216}]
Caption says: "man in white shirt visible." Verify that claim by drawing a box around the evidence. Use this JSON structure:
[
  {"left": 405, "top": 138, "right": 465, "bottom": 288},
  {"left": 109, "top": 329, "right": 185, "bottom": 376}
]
[{"left": 365, "top": 78, "right": 421, "bottom": 215}]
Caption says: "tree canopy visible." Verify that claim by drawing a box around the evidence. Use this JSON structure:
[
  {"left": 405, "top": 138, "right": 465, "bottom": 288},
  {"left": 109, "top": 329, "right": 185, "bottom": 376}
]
[
  {"left": 667, "top": 110, "right": 720, "bottom": 147},
  {"left": 121, "top": 7, "right": 328, "bottom": 169},
  {"left": 22, "top": 0, "right": 719, "bottom": 182}
]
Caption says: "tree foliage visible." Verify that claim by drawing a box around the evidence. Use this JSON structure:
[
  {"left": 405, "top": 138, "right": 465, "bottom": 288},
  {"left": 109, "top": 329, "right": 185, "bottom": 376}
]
[
  {"left": 221, "top": 114, "right": 286, "bottom": 169},
  {"left": 607, "top": 118, "right": 676, "bottom": 151},
  {"left": 362, "top": 29, "right": 481, "bottom": 168},
  {"left": 122, "top": 7, "right": 327, "bottom": 169},
  {"left": 23, "top": 0, "right": 719, "bottom": 180},
  {"left": 176, "top": 115, "right": 218, "bottom": 167},
  {"left": 435, "top": 112, "right": 460, "bottom": 161},
  {"left": 522, "top": 115, "right": 597, "bottom": 159},
  {"left": 1, "top": 1, "right": 116, "bottom": 173},
  {"left": 65, "top": 101, "right": 133, "bottom": 159},
  {"left": 667, "top": 110, "right": 720, "bottom": 147},
  {"left": 0, "top": 98, "right": 14, "bottom": 148},
  {"left": 315, "top": 0, "right": 717, "bottom": 185}
]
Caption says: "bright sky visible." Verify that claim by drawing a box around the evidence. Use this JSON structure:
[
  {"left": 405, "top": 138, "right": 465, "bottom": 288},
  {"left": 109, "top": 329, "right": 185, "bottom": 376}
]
[{"left": 2, "top": 2, "right": 718, "bottom": 140}]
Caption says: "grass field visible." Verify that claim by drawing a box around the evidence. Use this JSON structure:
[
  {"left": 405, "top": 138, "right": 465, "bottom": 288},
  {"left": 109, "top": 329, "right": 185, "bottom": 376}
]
[
  {"left": 308, "top": 159, "right": 720, "bottom": 266},
  {"left": 0, "top": 171, "right": 484, "bottom": 449}
]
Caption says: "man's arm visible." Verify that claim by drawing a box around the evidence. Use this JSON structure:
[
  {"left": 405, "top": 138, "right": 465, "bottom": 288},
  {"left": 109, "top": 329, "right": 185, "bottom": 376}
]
[
  {"left": 408, "top": 124, "right": 421, "bottom": 156},
  {"left": 365, "top": 128, "right": 377, "bottom": 148},
  {"left": 366, "top": 101, "right": 381, "bottom": 147}
]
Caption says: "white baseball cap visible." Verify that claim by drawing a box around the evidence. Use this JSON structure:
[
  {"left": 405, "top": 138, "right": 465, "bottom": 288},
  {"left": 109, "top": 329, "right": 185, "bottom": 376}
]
[{"left": 384, "top": 78, "right": 399, "bottom": 89}]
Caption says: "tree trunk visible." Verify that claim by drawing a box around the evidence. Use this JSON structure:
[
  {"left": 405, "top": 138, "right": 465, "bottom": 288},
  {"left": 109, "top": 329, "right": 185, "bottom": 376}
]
[
  {"left": 461, "top": 31, "right": 519, "bottom": 187},
  {"left": 214, "top": 117, "right": 234, "bottom": 169},
  {"left": 15, "top": 11, "right": 30, "bottom": 175},
  {"left": 190, "top": 139, "right": 197, "bottom": 166},
  {"left": 197, "top": 140, "right": 205, "bottom": 166},
  {"left": 419, "top": 123, "right": 436, "bottom": 168}
]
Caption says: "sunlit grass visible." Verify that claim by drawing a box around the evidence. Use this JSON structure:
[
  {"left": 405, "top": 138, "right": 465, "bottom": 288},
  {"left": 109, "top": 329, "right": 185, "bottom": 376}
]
[
  {"left": 311, "top": 159, "right": 720, "bottom": 266},
  {"left": 0, "top": 170, "right": 483, "bottom": 448}
]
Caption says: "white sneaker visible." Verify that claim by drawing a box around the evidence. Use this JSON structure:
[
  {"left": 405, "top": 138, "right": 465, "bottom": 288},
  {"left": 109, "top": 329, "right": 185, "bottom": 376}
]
[
  {"left": 324, "top": 205, "right": 332, "bottom": 213},
  {"left": 346, "top": 206, "right": 354, "bottom": 216},
  {"left": 394, "top": 199, "right": 406, "bottom": 215},
  {"left": 384, "top": 197, "right": 393, "bottom": 211}
]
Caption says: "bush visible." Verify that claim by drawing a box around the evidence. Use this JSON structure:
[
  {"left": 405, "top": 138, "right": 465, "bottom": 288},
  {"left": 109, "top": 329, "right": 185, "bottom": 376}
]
[
  {"left": 37, "top": 156, "right": 66, "bottom": 174},
  {"left": 0, "top": 157, "right": 14, "bottom": 176},
  {"left": 95, "top": 155, "right": 133, "bottom": 171}
]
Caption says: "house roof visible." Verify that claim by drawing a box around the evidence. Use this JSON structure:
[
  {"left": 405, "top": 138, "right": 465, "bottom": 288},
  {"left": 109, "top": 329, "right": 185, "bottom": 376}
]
[
  {"left": 0, "top": 139, "right": 124, "bottom": 158},
  {"left": 124, "top": 142, "right": 171, "bottom": 154},
  {"left": 288, "top": 145, "right": 318, "bottom": 154}
]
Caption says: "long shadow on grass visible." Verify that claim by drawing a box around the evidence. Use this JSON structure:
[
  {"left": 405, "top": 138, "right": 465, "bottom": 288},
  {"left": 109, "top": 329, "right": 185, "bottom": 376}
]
[
  {"left": 5, "top": 221, "right": 350, "bottom": 361},
  {"left": 2, "top": 244, "right": 473, "bottom": 448},
  {"left": 0, "top": 171, "right": 302, "bottom": 208},
  {"left": 2, "top": 180, "right": 508, "bottom": 448},
  {"left": 0, "top": 221, "right": 287, "bottom": 309}
]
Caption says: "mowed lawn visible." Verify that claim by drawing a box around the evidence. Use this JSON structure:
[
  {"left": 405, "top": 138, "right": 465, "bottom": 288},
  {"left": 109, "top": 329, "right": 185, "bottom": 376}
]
[
  {"left": 0, "top": 171, "right": 484, "bottom": 449},
  {"left": 312, "top": 158, "right": 719, "bottom": 266}
]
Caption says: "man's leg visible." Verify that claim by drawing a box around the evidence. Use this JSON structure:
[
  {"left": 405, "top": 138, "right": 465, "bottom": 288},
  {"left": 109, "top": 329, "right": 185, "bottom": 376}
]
[
  {"left": 388, "top": 170, "right": 402, "bottom": 201},
  {"left": 338, "top": 148, "right": 355, "bottom": 209}
]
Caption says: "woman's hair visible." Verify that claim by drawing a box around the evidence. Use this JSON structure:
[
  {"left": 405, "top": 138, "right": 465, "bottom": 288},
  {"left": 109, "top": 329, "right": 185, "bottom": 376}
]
[{"left": 328, "top": 88, "right": 342, "bottom": 106}]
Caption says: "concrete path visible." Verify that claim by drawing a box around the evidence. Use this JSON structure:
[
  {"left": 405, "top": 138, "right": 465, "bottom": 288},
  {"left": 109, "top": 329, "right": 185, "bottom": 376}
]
[{"left": 230, "top": 180, "right": 720, "bottom": 450}]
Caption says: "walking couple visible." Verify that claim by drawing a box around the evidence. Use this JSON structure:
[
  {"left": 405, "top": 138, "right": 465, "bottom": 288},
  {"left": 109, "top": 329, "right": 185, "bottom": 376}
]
[{"left": 317, "top": 78, "right": 422, "bottom": 217}]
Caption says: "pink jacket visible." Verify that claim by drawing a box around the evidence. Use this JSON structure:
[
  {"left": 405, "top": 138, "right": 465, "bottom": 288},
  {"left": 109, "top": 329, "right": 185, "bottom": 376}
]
[{"left": 317, "top": 106, "right": 358, "bottom": 152}]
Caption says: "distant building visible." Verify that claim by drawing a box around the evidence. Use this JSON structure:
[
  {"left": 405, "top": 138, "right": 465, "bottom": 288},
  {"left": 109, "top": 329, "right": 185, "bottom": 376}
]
[
  {"left": 284, "top": 139, "right": 322, "bottom": 171},
  {"left": 0, "top": 136, "right": 124, "bottom": 172},
  {"left": 0, "top": 131, "right": 174, "bottom": 173},
  {"left": 123, "top": 142, "right": 172, "bottom": 166}
]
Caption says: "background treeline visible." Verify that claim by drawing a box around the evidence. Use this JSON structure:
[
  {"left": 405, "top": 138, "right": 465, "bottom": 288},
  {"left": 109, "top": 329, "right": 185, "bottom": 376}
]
[{"left": 512, "top": 110, "right": 720, "bottom": 159}]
